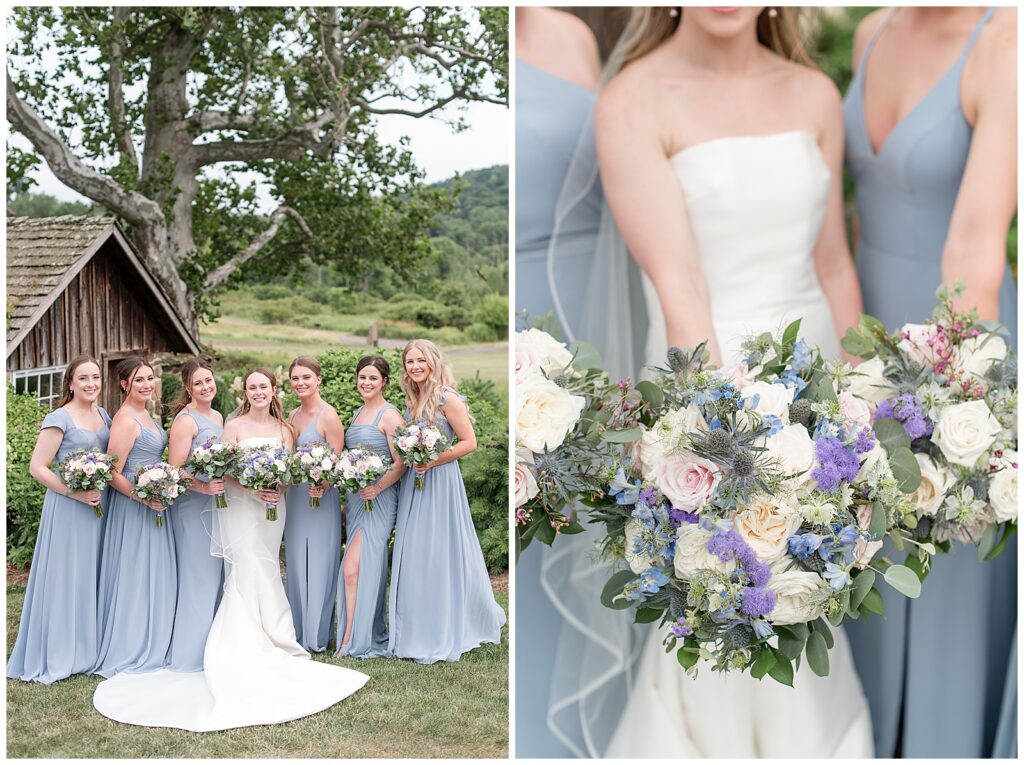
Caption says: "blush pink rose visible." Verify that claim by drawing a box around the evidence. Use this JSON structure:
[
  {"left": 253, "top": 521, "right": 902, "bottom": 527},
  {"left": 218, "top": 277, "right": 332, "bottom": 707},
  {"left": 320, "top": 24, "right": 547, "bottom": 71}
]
[{"left": 656, "top": 451, "right": 718, "bottom": 511}]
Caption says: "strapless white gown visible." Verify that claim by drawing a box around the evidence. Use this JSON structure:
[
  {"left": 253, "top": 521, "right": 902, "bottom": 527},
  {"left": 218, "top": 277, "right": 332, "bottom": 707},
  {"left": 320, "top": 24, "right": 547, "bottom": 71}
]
[
  {"left": 93, "top": 438, "right": 368, "bottom": 731},
  {"left": 608, "top": 132, "right": 873, "bottom": 757}
]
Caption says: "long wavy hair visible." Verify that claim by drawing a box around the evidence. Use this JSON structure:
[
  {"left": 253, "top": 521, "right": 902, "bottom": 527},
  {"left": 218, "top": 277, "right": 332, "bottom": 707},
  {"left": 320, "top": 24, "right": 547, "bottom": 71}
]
[
  {"left": 116, "top": 356, "right": 154, "bottom": 399},
  {"left": 400, "top": 339, "right": 457, "bottom": 423},
  {"left": 55, "top": 355, "right": 102, "bottom": 408},
  {"left": 170, "top": 359, "right": 215, "bottom": 418},
  {"left": 234, "top": 367, "right": 293, "bottom": 439},
  {"left": 609, "top": 7, "right": 814, "bottom": 73}
]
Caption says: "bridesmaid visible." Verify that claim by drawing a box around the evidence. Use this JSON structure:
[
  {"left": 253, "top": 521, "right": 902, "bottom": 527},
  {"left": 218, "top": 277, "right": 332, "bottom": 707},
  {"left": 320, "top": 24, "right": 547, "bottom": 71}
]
[
  {"left": 843, "top": 7, "right": 1017, "bottom": 758},
  {"left": 7, "top": 356, "right": 110, "bottom": 683},
  {"left": 335, "top": 356, "right": 406, "bottom": 658},
  {"left": 91, "top": 356, "right": 177, "bottom": 677},
  {"left": 284, "top": 355, "right": 344, "bottom": 652},
  {"left": 388, "top": 339, "right": 505, "bottom": 663},
  {"left": 166, "top": 360, "right": 225, "bottom": 672}
]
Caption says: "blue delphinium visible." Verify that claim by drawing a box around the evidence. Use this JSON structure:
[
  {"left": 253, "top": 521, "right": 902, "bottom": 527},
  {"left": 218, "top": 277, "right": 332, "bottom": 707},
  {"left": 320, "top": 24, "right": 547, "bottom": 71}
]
[
  {"left": 787, "top": 531, "right": 824, "bottom": 560},
  {"left": 823, "top": 562, "right": 852, "bottom": 591},
  {"left": 875, "top": 394, "right": 933, "bottom": 440},
  {"left": 818, "top": 524, "right": 862, "bottom": 566},
  {"left": 639, "top": 567, "right": 670, "bottom": 594},
  {"left": 762, "top": 413, "right": 784, "bottom": 436},
  {"left": 777, "top": 368, "right": 809, "bottom": 395},
  {"left": 811, "top": 436, "right": 860, "bottom": 493},
  {"left": 790, "top": 339, "right": 812, "bottom": 372},
  {"left": 610, "top": 467, "right": 641, "bottom": 506}
]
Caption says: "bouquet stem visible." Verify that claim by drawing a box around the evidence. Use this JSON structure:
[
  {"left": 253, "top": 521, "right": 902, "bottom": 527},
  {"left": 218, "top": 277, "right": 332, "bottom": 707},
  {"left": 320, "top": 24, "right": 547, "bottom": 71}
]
[
  {"left": 266, "top": 503, "right": 278, "bottom": 522},
  {"left": 309, "top": 495, "right": 320, "bottom": 509},
  {"left": 364, "top": 498, "right": 374, "bottom": 512},
  {"left": 215, "top": 493, "right": 228, "bottom": 509},
  {"left": 415, "top": 474, "right": 425, "bottom": 490},
  {"left": 155, "top": 511, "right": 164, "bottom": 528},
  {"left": 94, "top": 503, "right": 104, "bottom": 518}
]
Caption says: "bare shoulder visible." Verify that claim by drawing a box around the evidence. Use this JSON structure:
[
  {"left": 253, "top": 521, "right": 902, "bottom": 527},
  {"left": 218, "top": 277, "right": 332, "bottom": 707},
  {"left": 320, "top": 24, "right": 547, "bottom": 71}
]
[
  {"left": 775, "top": 61, "right": 841, "bottom": 124},
  {"left": 852, "top": 9, "right": 891, "bottom": 67},
  {"left": 547, "top": 9, "right": 600, "bottom": 64},
  {"left": 977, "top": 9, "right": 1016, "bottom": 75},
  {"left": 595, "top": 63, "right": 657, "bottom": 129}
]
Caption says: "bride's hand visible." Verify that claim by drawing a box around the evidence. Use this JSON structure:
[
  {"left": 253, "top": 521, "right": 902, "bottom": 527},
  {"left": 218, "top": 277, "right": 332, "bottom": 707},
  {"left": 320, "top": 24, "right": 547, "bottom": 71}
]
[
  {"left": 205, "top": 478, "right": 226, "bottom": 495},
  {"left": 257, "top": 488, "right": 281, "bottom": 505}
]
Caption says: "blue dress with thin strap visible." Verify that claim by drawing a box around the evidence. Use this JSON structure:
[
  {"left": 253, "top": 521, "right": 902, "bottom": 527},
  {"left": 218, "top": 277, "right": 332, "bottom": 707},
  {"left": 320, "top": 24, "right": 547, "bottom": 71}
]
[
  {"left": 166, "top": 408, "right": 225, "bottom": 672},
  {"left": 335, "top": 403, "right": 400, "bottom": 658},
  {"left": 388, "top": 389, "right": 506, "bottom": 663},
  {"left": 7, "top": 406, "right": 112, "bottom": 683},
  {"left": 284, "top": 405, "right": 342, "bottom": 652},
  {"left": 92, "top": 419, "right": 177, "bottom": 677},
  {"left": 843, "top": 8, "right": 1017, "bottom": 757}
]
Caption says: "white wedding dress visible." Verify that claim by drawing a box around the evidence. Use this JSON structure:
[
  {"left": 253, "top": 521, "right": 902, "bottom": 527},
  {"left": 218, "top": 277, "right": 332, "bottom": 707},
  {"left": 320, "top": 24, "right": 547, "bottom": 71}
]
[
  {"left": 93, "top": 437, "right": 368, "bottom": 731},
  {"left": 606, "top": 131, "right": 874, "bottom": 758}
]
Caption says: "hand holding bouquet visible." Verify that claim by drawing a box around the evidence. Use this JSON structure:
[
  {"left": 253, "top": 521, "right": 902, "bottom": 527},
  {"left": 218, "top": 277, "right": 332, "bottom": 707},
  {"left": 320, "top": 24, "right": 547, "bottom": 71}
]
[
  {"left": 184, "top": 438, "right": 237, "bottom": 509},
  {"left": 234, "top": 444, "right": 296, "bottom": 521},
  {"left": 392, "top": 422, "right": 450, "bottom": 489},
  {"left": 333, "top": 446, "right": 391, "bottom": 511},
  {"left": 288, "top": 441, "right": 337, "bottom": 508},
  {"left": 133, "top": 462, "right": 192, "bottom": 527},
  {"left": 58, "top": 448, "right": 117, "bottom": 517}
]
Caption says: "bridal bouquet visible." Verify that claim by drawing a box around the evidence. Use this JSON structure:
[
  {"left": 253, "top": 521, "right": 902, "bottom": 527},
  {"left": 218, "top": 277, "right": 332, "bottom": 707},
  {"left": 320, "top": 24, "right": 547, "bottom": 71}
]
[
  {"left": 234, "top": 444, "right": 296, "bottom": 521},
  {"left": 133, "top": 462, "right": 192, "bottom": 527},
  {"left": 287, "top": 441, "right": 337, "bottom": 508},
  {"left": 392, "top": 422, "right": 451, "bottom": 490},
  {"left": 58, "top": 448, "right": 117, "bottom": 517},
  {"left": 841, "top": 283, "right": 1018, "bottom": 564},
  {"left": 586, "top": 323, "right": 921, "bottom": 684},
  {"left": 184, "top": 438, "right": 237, "bottom": 509},
  {"left": 333, "top": 446, "right": 391, "bottom": 511}
]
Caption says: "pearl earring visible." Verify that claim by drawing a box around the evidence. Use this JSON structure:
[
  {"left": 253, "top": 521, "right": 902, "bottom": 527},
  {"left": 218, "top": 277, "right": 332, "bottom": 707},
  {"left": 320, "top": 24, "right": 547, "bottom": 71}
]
[
  {"left": 768, "top": 8, "right": 779, "bottom": 18},
  {"left": 669, "top": 8, "right": 680, "bottom": 18}
]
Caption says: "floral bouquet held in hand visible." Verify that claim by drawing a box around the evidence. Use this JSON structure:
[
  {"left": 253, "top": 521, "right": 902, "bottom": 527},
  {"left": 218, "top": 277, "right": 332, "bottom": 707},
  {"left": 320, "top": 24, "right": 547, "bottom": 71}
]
[
  {"left": 333, "top": 446, "right": 391, "bottom": 512},
  {"left": 59, "top": 448, "right": 117, "bottom": 518},
  {"left": 184, "top": 438, "right": 237, "bottom": 509},
  {"left": 584, "top": 322, "right": 921, "bottom": 684},
  {"left": 392, "top": 422, "right": 450, "bottom": 490},
  {"left": 840, "top": 282, "right": 1018, "bottom": 566},
  {"left": 234, "top": 445, "right": 296, "bottom": 521},
  {"left": 288, "top": 441, "right": 337, "bottom": 509},
  {"left": 133, "top": 462, "right": 192, "bottom": 528}
]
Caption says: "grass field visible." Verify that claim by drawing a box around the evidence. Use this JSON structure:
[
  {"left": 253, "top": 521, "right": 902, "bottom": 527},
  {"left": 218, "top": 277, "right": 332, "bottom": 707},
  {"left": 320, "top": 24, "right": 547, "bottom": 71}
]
[{"left": 6, "top": 583, "right": 508, "bottom": 758}]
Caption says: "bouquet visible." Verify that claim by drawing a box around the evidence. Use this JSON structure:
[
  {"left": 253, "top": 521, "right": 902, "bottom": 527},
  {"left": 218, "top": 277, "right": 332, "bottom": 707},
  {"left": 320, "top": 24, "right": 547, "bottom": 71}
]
[
  {"left": 184, "top": 438, "right": 237, "bottom": 509},
  {"left": 841, "top": 283, "right": 1018, "bottom": 565},
  {"left": 133, "top": 462, "right": 192, "bottom": 527},
  {"left": 333, "top": 446, "right": 391, "bottom": 511},
  {"left": 288, "top": 441, "right": 337, "bottom": 508},
  {"left": 234, "top": 444, "right": 296, "bottom": 521},
  {"left": 393, "top": 422, "right": 451, "bottom": 490},
  {"left": 58, "top": 448, "right": 117, "bottom": 517}
]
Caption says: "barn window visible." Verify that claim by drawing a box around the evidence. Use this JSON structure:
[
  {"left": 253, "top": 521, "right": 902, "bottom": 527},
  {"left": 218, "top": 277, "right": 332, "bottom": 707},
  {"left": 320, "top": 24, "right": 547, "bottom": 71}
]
[{"left": 11, "top": 365, "right": 67, "bottom": 408}]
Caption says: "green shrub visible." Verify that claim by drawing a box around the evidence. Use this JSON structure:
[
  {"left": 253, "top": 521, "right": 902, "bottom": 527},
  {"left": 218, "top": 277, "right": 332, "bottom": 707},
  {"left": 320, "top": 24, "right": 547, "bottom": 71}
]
[
  {"left": 7, "top": 386, "right": 47, "bottom": 567},
  {"left": 325, "top": 287, "right": 359, "bottom": 314},
  {"left": 257, "top": 296, "right": 321, "bottom": 324},
  {"left": 251, "top": 284, "right": 293, "bottom": 300},
  {"left": 428, "top": 327, "right": 469, "bottom": 347},
  {"left": 382, "top": 297, "right": 452, "bottom": 329},
  {"left": 160, "top": 372, "right": 182, "bottom": 426},
  {"left": 473, "top": 294, "right": 508, "bottom": 340},
  {"left": 464, "top": 322, "right": 500, "bottom": 343},
  {"left": 316, "top": 347, "right": 407, "bottom": 423}
]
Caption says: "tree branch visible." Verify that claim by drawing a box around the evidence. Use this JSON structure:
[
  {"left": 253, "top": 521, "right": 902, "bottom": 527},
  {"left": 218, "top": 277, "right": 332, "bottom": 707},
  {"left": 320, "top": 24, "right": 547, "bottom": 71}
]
[
  {"left": 190, "top": 108, "right": 346, "bottom": 166},
  {"left": 352, "top": 90, "right": 502, "bottom": 118},
  {"left": 203, "top": 205, "right": 312, "bottom": 289},
  {"left": 7, "top": 68, "right": 162, "bottom": 225},
  {"left": 107, "top": 7, "right": 139, "bottom": 177}
]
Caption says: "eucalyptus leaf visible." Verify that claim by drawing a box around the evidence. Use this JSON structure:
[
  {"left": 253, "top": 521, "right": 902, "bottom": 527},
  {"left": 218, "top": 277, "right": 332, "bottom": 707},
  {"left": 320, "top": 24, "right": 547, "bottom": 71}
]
[
  {"left": 874, "top": 418, "right": 910, "bottom": 453},
  {"left": 884, "top": 564, "right": 922, "bottom": 598},
  {"left": 829, "top": 589, "right": 851, "bottom": 626},
  {"left": 635, "top": 380, "right": 664, "bottom": 410},
  {"left": 842, "top": 328, "right": 876, "bottom": 359},
  {"left": 750, "top": 647, "right": 777, "bottom": 680},
  {"left": 600, "top": 570, "right": 638, "bottom": 610},
  {"left": 635, "top": 607, "right": 663, "bottom": 624},
  {"left": 812, "top": 617, "right": 835, "bottom": 649},
  {"left": 768, "top": 648, "right": 794, "bottom": 687},
  {"left": 861, "top": 588, "right": 885, "bottom": 616},
  {"left": 568, "top": 340, "right": 601, "bottom": 371},
  {"left": 978, "top": 523, "right": 1000, "bottom": 561},
  {"left": 869, "top": 502, "right": 888, "bottom": 539},
  {"left": 984, "top": 523, "right": 1017, "bottom": 561},
  {"left": 805, "top": 631, "right": 830, "bottom": 677},
  {"left": 904, "top": 553, "right": 927, "bottom": 582},
  {"left": 850, "top": 570, "right": 876, "bottom": 611},
  {"left": 777, "top": 626, "right": 808, "bottom": 660},
  {"left": 600, "top": 428, "right": 643, "bottom": 443},
  {"left": 889, "top": 446, "right": 922, "bottom": 493},
  {"left": 676, "top": 647, "right": 700, "bottom": 670}
]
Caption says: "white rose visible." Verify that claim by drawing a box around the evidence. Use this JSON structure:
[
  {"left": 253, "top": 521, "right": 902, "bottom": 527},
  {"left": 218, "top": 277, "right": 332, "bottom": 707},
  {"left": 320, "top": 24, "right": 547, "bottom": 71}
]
[
  {"left": 898, "top": 323, "right": 948, "bottom": 370},
  {"left": 716, "top": 361, "right": 762, "bottom": 390},
  {"left": 989, "top": 451, "right": 1018, "bottom": 523},
  {"left": 624, "top": 519, "right": 657, "bottom": 574},
  {"left": 765, "top": 424, "right": 817, "bottom": 487},
  {"left": 838, "top": 391, "right": 873, "bottom": 428},
  {"left": 956, "top": 335, "right": 1008, "bottom": 386},
  {"left": 638, "top": 427, "right": 666, "bottom": 483},
  {"left": 166, "top": 485, "right": 179, "bottom": 499},
  {"left": 734, "top": 494, "right": 802, "bottom": 563},
  {"left": 932, "top": 400, "right": 1001, "bottom": 467},
  {"left": 912, "top": 454, "right": 955, "bottom": 517},
  {"left": 137, "top": 473, "right": 151, "bottom": 487},
  {"left": 150, "top": 468, "right": 166, "bottom": 481},
  {"left": 741, "top": 381, "right": 795, "bottom": 423},
  {"left": 82, "top": 462, "right": 97, "bottom": 476},
  {"left": 673, "top": 523, "right": 735, "bottom": 579},
  {"left": 767, "top": 570, "right": 827, "bottom": 625},
  {"left": 514, "top": 461, "right": 540, "bottom": 508},
  {"left": 656, "top": 451, "right": 719, "bottom": 511},
  {"left": 274, "top": 459, "right": 287, "bottom": 472},
  {"left": 516, "top": 328, "right": 574, "bottom": 378},
  {"left": 516, "top": 376, "right": 586, "bottom": 453},
  {"left": 846, "top": 357, "right": 896, "bottom": 408}
]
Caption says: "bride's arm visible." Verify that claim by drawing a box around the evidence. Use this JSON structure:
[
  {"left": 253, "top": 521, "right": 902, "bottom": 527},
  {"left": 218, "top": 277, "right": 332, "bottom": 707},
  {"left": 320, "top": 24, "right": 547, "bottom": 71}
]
[
  {"left": 808, "top": 72, "right": 863, "bottom": 355},
  {"left": 595, "top": 76, "right": 722, "bottom": 364}
]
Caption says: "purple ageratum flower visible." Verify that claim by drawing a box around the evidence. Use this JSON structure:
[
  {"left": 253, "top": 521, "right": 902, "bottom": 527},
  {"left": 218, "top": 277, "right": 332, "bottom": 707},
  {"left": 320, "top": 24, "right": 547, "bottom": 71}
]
[
  {"left": 706, "top": 529, "right": 745, "bottom": 560},
  {"left": 740, "top": 586, "right": 777, "bottom": 618},
  {"left": 875, "top": 394, "right": 934, "bottom": 440},
  {"left": 706, "top": 528, "right": 772, "bottom": 587},
  {"left": 743, "top": 558, "right": 772, "bottom": 588},
  {"left": 854, "top": 428, "right": 876, "bottom": 455},
  {"left": 670, "top": 617, "right": 693, "bottom": 638},
  {"left": 638, "top": 487, "right": 658, "bottom": 507},
  {"left": 811, "top": 436, "right": 860, "bottom": 493},
  {"left": 669, "top": 507, "right": 699, "bottom": 527}
]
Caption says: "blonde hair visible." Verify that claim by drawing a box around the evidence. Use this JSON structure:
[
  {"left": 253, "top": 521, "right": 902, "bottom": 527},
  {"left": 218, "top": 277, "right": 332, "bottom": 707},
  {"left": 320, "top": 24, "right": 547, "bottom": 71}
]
[
  {"left": 400, "top": 339, "right": 458, "bottom": 423},
  {"left": 609, "top": 7, "right": 814, "bottom": 73},
  {"left": 235, "top": 367, "right": 293, "bottom": 439}
]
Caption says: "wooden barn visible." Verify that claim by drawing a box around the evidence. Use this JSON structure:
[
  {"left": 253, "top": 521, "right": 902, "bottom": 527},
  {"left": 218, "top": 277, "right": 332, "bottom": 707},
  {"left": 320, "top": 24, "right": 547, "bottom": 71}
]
[{"left": 6, "top": 215, "right": 201, "bottom": 412}]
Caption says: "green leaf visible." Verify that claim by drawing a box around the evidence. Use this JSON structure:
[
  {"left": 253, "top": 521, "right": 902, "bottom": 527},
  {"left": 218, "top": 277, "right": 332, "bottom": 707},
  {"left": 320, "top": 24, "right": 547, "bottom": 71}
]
[
  {"left": 635, "top": 380, "right": 664, "bottom": 411},
  {"left": 978, "top": 523, "right": 1000, "bottom": 561},
  {"left": 777, "top": 624, "right": 808, "bottom": 660},
  {"left": 861, "top": 588, "right": 885, "bottom": 616},
  {"left": 869, "top": 502, "right": 888, "bottom": 539},
  {"left": 850, "top": 570, "right": 876, "bottom": 611},
  {"left": 829, "top": 589, "right": 851, "bottom": 626},
  {"left": 811, "top": 617, "right": 834, "bottom": 649},
  {"left": 560, "top": 519, "right": 585, "bottom": 536},
  {"left": 534, "top": 519, "right": 556, "bottom": 547},
  {"left": 889, "top": 446, "right": 922, "bottom": 493},
  {"left": 904, "top": 553, "right": 928, "bottom": 582},
  {"left": 635, "top": 607, "right": 663, "bottom": 624},
  {"left": 750, "top": 647, "right": 777, "bottom": 680},
  {"left": 874, "top": 418, "right": 911, "bottom": 453},
  {"left": 805, "top": 631, "right": 830, "bottom": 677},
  {"left": 568, "top": 340, "right": 601, "bottom": 371},
  {"left": 676, "top": 646, "right": 700, "bottom": 670},
  {"left": 782, "top": 319, "right": 802, "bottom": 347},
  {"left": 767, "top": 647, "right": 794, "bottom": 687},
  {"left": 860, "top": 314, "right": 889, "bottom": 339},
  {"left": 600, "top": 428, "right": 643, "bottom": 443},
  {"left": 884, "top": 564, "right": 922, "bottom": 598},
  {"left": 984, "top": 523, "right": 1017, "bottom": 561},
  {"left": 600, "top": 570, "right": 638, "bottom": 610},
  {"left": 842, "top": 328, "right": 876, "bottom": 359}
]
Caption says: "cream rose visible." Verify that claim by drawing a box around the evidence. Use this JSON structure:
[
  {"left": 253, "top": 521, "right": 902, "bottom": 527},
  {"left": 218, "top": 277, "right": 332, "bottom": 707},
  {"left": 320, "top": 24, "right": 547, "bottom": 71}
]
[
  {"left": 516, "top": 328, "right": 574, "bottom": 377},
  {"left": 764, "top": 424, "right": 817, "bottom": 487},
  {"left": 514, "top": 461, "right": 540, "bottom": 508},
  {"left": 516, "top": 377, "right": 586, "bottom": 453},
  {"left": 846, "top": 357, "right": 897, "bottom": 407},
  {"left": 838, "top": 391, "right": 873, "bottom": 428},
  {"left": 656, "top": 451, "right": 718, "bottom": 511},
  {"left": 674, "top": 523, "right": 735, "bottom": 579},
  {"left": 741, "top": 381, "right": 795, "bottom": 423},
  {"left": 989, "top": 452, "right": 1018, "bottom": 523},
  {"left": 898, "top": 323, "right": 947, "bottom": 370},
  {"left": 956, "top": 335, "right": 1008, "bottom": 385},
  {"left": 514, "top": 343, "right": 543, "bottom": 386},
  {"left": 932, "top": 399, "right": 1001, "bottom": 468},
  {"left": 734, "top": 494, "right": 802, "bottom": 563},
  {"left": 853, "top": 537, "right": 883, "bottom": 569},
  {"left": 767, "top": 570, "right": 827, "bottom": 625},
  {"left": 912, "top": 453, "right": 955, "bottom": 517},
  {"left": 716, "top": 361, "right": 762, "bottom": 390},
  {"left": 639, "top": 428, "right": 666, "bottom": 483}
]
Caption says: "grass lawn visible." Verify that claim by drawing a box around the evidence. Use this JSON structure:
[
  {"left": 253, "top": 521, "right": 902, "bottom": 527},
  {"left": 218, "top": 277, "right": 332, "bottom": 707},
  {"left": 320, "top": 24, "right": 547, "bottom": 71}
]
[{"left": 6, "top": 583, "right": 508, "bottom": 758}]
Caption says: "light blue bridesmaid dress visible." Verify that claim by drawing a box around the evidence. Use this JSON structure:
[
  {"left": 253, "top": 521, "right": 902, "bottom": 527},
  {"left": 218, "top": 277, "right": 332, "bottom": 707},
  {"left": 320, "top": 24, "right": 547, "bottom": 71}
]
[
  {"left": 91, "top": 419, "right": 177, "bottom": 677},
  {"left": 335, "top": 403, "right": 400, "bottom": 658},
  {"left": 843, "top": 8, "right": 1017, "bottom": 757},
  {"left": 387, "top": 389, "right": 506, "bottom": 663},
  {"left": 7, "top": 406, "right": 111, "bottom": 683},
  {"left": 284, "top": 405, "right": 342, "bottom": 652},
  {"left": 167, "top": 409, "right": 224, "bottom": 672}
]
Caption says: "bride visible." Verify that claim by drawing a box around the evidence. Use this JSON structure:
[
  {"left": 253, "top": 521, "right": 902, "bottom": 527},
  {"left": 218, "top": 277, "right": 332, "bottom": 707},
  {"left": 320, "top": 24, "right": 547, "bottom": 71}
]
[
  {"left": 579, "top": 7, "right": 871, "bottom": 757},
  {"left": 93, "top": 368, "right": 368, "bottom": 731}
]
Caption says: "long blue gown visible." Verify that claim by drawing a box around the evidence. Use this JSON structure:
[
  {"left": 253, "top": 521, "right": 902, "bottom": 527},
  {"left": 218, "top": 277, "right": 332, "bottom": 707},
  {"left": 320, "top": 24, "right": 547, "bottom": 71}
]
[
  {"left": 91, "top": 419, "right": 177, "bottom": 677},
  {"left": 388, "top": 389, "right": 505, "bottom": 663},
  {"left": 7, "top": 406, "right": 112, "bottom": 683},
  {"left": 843, "top": 7, "right": 1017, "bottom": 757},
  {"left": 335, "top": 403, "right": 400, "bottom": 658},
  {"left": 284, "top": 405, "right": 342, "bottom": 652},
  {"left": 167, "top": 409, "right": 225, "bottom": 672}
]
